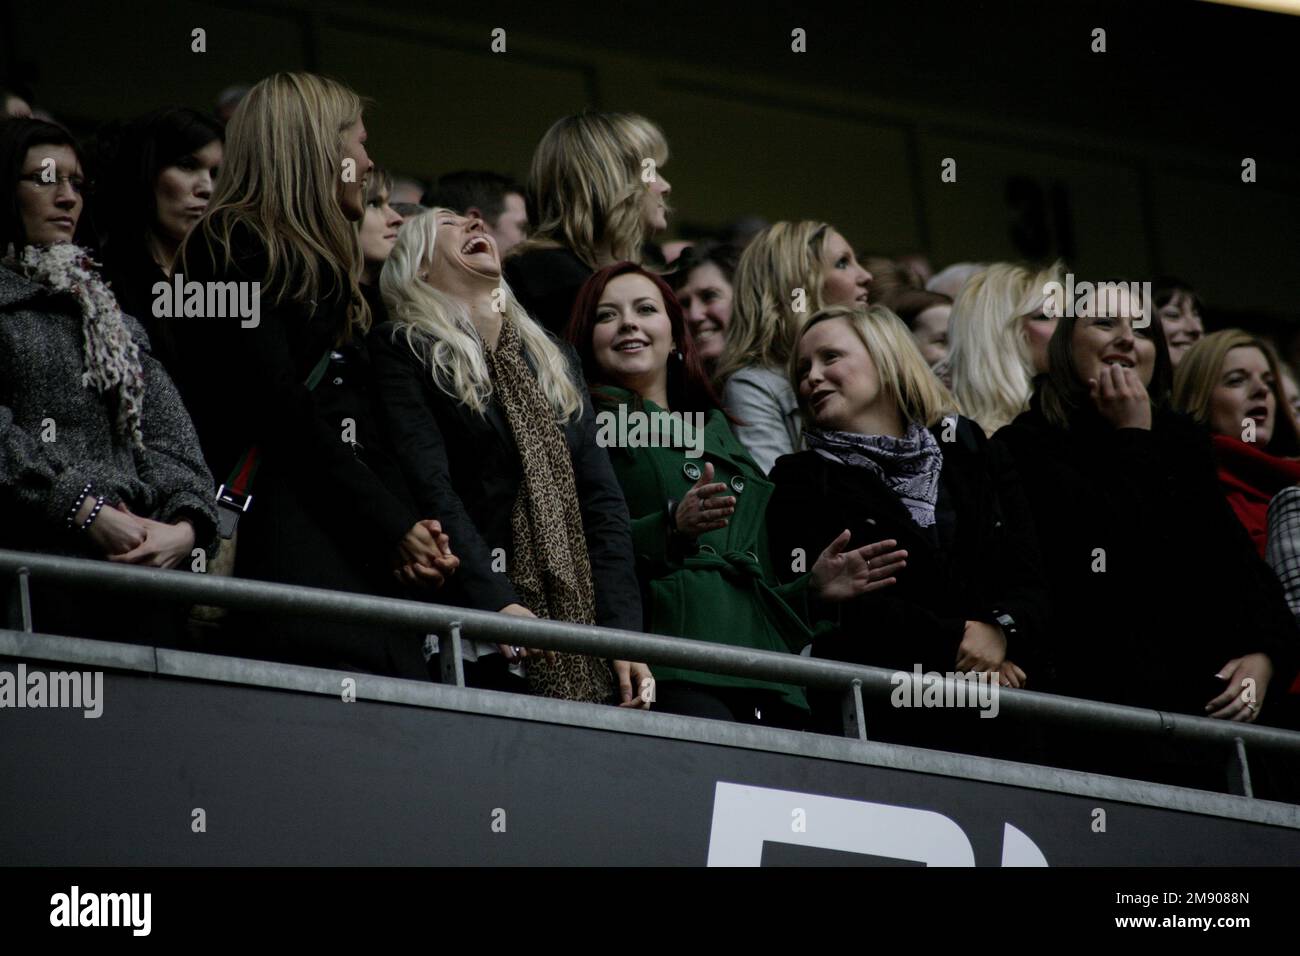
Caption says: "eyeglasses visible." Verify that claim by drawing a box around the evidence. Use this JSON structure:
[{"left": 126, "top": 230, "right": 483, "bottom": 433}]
[{"left": 17, "top": 172, "right": 92, "bottom": 195}]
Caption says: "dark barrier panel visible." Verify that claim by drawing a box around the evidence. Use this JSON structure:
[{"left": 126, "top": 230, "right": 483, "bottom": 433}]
[{"left": 1, "top": 655, "right": 1297, "bottom": 866}]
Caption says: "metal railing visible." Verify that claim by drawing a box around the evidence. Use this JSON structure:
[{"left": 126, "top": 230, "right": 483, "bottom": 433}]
[{"left": 3, "top": 547, "right": 1299, "bottom": 800}]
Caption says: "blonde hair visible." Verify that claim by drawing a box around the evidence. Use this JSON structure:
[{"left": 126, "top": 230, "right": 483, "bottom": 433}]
[
  {"left": 947, "top": 260, "right": 1065, "bottom": 435},
  {"left": 510, "top": 111, "right": 669, "bottom": 270},
  {"left": 790, "top": 305, "right": 957, "bottom": 429},
  {"left": 183, "top": 72, "right": 371, "bottom": 336},
  {"left": 1172, "top": 329, "right": 1300, "bottom": 455},
  {"left": 716, "top": 220, "right": 832, "bottom": 385},
  {"left": 380, "top": 208, "right": 582, "bottom": 423}
]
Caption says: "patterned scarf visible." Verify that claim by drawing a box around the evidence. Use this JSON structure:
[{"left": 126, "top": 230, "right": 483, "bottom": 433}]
[
  {"left": 804, "top": 421, "right": 944, "bottom": 527},
  {"left": 484, "top": 315, "right": 614, "bottom": 704},
  {"left": 10, "top": 243, "right": 145, "bottom": 450}
]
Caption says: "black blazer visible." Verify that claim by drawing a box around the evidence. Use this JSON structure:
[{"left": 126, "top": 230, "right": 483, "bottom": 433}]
[
  {"left": 993, "top": 398, "right": 1300, "bottom": 714},
  {"left": 369, "top": 322, "right": 642, "bottom": 632},
  {"left": 502, "top": 245, "right": 592, "bottom": 336},
  {"left": 767, "top": 416, "right": 1050, "bottom": 676}
]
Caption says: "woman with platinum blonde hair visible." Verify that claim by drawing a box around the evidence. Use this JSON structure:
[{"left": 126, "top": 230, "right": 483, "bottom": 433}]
[
  {"left": 505, "top": 111, "right": 672, "bottom": 334},
  {"left": 372, "top": 208, "right": 652, "bottom": 706},
  {"left": 716, "top": 220, "right": 872, "bottom": 473},
  {"left": 947, "top": 261, "right": 1066, "bottom": 436}
]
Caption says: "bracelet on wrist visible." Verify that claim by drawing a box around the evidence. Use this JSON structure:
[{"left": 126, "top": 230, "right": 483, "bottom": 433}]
[
  {"left": 65, "top": 482, "right": 94, "bottom": 529},
  {"left": 78, "top": 496, "right": 106, "bottom": 533}
]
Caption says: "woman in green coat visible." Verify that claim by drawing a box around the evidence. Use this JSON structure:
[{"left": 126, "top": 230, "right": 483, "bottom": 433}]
[{"left": 566, "top": 262, "right": 906, "bottom": 728}]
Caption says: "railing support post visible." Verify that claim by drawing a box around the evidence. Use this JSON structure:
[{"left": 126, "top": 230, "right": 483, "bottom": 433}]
[
  {"left": 5, "top": 568, "right": 32, "bottom": 633},
  {"left": 1227, "top": 737, "right": 1253, "bottom": 798},
  {"left": 438, "top": 621, "right": 465, "bottom": 687},
  {"left": 842, "top": 678, "right": 867, "bottom": 741}
]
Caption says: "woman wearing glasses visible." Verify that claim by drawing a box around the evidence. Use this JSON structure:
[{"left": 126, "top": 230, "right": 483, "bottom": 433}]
[{"left": 0, "top": 117, "right": 218, "bottom": 644}]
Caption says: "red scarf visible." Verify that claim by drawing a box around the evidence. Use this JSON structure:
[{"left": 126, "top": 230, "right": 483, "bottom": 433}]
[{"left": 1212, "top": 434, "right": 1300, "bottom": 557}]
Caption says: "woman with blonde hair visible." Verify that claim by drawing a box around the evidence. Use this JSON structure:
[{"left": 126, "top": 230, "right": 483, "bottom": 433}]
[
  {"left": 1172, "top": 330, "right": 1300, "bottom": 554},
  {"left": 716, "top": 220, "right": 872, "bottom": 473},
  {"left": 768, "top": 305, "right": 1048, "bottom": 731},
  {"left": 371, "top": 209, "right": 651, "bottom": 705},
  {"left": 504, "top": 111, "right": 672, "bottom": 334},
  {"left": 170, "top": 72, "right": 458, "bottom": 678},
  {"left": 947, "top": 261, "right": 1066, "bottom": 436}
]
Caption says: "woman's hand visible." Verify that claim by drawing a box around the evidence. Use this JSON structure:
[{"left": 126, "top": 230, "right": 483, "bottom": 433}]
[
  {"left": 809, "top": 530, "right": 907, "bottom": 602},
  {"left": 392, "top": 519, "right": 454, "bottom": 589},
  {"left": 997, "top": 660, "right": 1027, "bottom": 689},
  {"left": 497, "top": 603, "right": 555, "bottom": 663},
  {"left": 674, "top": 462, "right": 734, "bottom": 539},
  {"left": 105, "top": 508, "right": 197, "bottom": 569},
  {"left": 1088, "top": 364, "right": 1152, "bottom": 430},
  {"left": 1206, "top": 653, "right": 1273, "bottom": 722},
  {"left": 80, "top": 497, "right": 148, "bottom": 557},
  {"left": 614, "top": 660, "right": 654, "bottom": 709},
  {"left": 955, "top": 620, "right": 1008, "bottom": 673}
]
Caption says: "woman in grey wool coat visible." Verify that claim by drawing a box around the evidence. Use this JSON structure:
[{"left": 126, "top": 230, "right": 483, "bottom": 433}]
[{"left": 0, "top": 118, "right": 217, "bottom": 643}]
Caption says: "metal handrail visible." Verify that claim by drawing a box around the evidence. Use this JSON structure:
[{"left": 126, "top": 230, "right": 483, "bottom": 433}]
[{"left": 2, "top": 548, "right": 1299, "bottom": 763}]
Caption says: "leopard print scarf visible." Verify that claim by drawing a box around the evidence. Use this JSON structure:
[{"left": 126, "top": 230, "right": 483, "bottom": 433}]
[{"left": 485, "top": 316, "right": 614, "bottom": 704}]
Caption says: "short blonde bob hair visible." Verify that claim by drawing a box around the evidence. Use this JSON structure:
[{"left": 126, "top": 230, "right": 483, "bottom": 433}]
[{"left": 790, "top": 304, "right": 958, "bottom": 430}]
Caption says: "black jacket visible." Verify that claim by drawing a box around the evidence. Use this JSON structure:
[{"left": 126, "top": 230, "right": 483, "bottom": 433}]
[
  {"left": 164, "top": 222, "right": 426, "bottom": 676},
  {"left": 768, "top": 416, "right": 1050, "bottom": 676},
  {"left": 369, "top": 322, "right": 642, "bottom": 632},
  {"left": 502, "top": 245, "right": 592, "bottom": 336},
  {"left": 992, "top": 398, "right": 1300, "bottom": 713}
]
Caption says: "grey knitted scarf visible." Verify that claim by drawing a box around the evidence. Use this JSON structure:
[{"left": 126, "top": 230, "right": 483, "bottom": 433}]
[
  {"left": 804, "top": 421, "right": 943, "bottom": 527},
  {"left": 11, "top": 244, "right": 146, "bottom": 450}
]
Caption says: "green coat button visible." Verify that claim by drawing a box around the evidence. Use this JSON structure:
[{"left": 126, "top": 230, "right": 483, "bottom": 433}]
[
  {"left": 731, "top": 475, "right": 745, "bottom": 493},
  {"left": 683, "top": 461, "right": 702, "bottom": 481}
]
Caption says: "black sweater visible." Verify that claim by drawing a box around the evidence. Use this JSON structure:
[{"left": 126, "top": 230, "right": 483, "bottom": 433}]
[
  {"left": 992, "top": 398, "right": 1300, "bottom": 713},
  {"left": 502, "top": 245, "right": 592, "bottom": 336}
]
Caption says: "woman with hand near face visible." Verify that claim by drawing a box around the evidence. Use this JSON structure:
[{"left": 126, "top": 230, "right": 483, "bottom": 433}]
[
  {"left": 371, "top": 210, "right": 651, "bottom": 705},
  {"left": 566, "top": 264, "right": 904, "bottom": 728},
  {"left": 97, "top": 108, "right": 223, "bottom": 374},
  {"left": 0, "top": 117, "right": 218, "bottom": 644},
  {"left": 716, "top": 221, "right": 873, "bottom": 474},
  {"left": 170, "top": 73, "right": 457, "bottom": 679},
  {"left": 768, "top": 306, "right": 1048, "bottom": 738},
  {"left": 993, "top": 287, "right": 1299, "bottom": 727}
]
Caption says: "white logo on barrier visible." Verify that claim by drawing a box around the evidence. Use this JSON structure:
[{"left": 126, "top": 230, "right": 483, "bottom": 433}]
[{"left": 706, "top": 782, "right": 1047, "bottom": 867}]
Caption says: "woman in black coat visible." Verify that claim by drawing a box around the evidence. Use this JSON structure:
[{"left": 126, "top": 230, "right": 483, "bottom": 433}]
[
  {"left": 169, "top": 74, "right": 456, "bottom": 679},
  {"left": 371, "top": 208, "right": 651, "bottom": 705},
  {"left": 993, "top": 286, "right": 1300, "bottom": 724},
  {"left": 768, "top": 306, "right": 1050, "bottom": 743},
  {"left": 95, "top": 107, "right": 223, "bottom": 376}
]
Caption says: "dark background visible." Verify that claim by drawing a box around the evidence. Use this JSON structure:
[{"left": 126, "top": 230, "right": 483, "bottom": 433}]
[{"left": 4, "top": 0, "right": 1298, "bottom": 342}]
